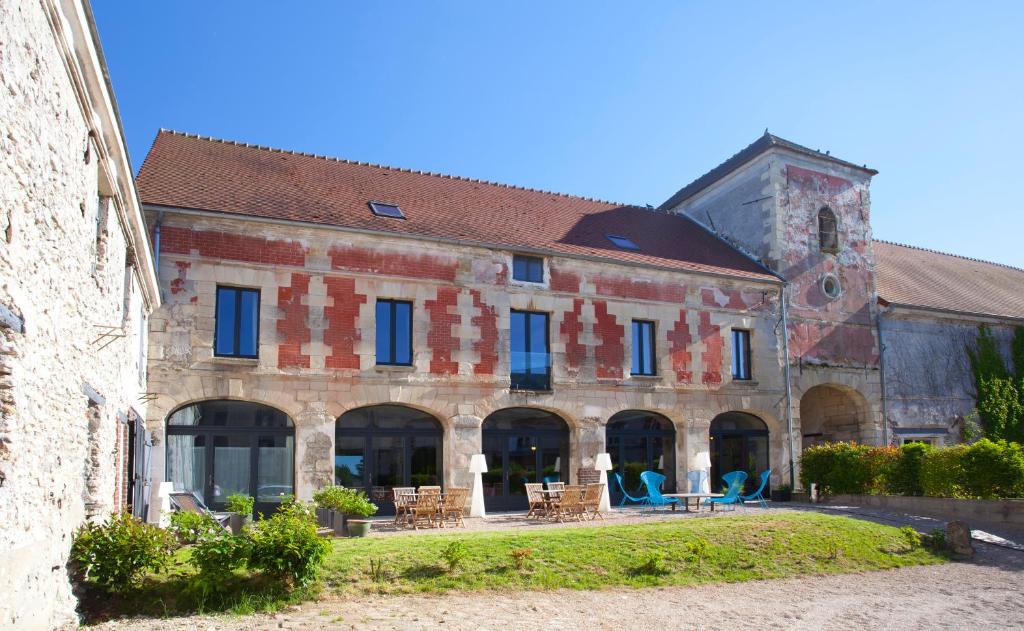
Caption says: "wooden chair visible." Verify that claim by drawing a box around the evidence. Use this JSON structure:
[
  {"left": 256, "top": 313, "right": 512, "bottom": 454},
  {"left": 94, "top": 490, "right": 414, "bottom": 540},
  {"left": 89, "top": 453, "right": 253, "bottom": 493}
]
[
  {"left": 392, "top": 487, "right": 416, "bottom": 526},
  {"left": 418, "top": 485, "right": 442, "bottom": 497},
  {"left": 546, "top": 481, "right": 565, "bottom": 494},
  {"left": 583, "top": 483, "right": 605, "bottom": 520},
  {"left": 408, "top": 492, "right": 441, "bottom": 529},
  {"left": 438, "top": 487, "right": 469, "bottom": 527},
  {"left": 524, "top": 483, "right": 546, "bottom": 518},
  {"left": 551, "top": 485, "right": 586, "bottom": 523}
]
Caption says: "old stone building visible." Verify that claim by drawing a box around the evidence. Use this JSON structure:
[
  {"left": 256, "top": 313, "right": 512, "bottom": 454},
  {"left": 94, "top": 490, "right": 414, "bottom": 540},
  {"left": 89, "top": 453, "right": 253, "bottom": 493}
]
[{"left": 0, "top": 1, "right": 159, "bottom": 628}]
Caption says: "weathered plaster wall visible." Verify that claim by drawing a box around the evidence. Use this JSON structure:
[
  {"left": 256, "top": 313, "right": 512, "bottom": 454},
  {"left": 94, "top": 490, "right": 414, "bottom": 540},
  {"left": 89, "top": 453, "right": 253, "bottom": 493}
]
[
  {"left": 0, "top": 1, "right": 153, "bottom": 627},
  {"left": 145, "top": 211, "right": 796, "bottom": 516}
]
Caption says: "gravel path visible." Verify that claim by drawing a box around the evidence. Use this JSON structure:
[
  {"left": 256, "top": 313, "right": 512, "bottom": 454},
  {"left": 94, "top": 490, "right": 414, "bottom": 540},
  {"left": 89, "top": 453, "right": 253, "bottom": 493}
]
[{"left": 86, "top": 507, "right": 1024, "bottom": 631}]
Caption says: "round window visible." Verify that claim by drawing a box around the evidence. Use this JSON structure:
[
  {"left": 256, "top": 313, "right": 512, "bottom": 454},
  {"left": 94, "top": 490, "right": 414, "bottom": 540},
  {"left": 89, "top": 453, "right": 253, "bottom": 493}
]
[{"left": 822, "top": 275, "right": 841, "bottom": 300}]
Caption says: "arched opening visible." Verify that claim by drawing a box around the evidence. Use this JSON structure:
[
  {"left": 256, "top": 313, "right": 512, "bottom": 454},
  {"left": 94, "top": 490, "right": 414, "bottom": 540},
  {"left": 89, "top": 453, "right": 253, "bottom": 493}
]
[
  {"left": 335, "top": 405, "right": 443, "bottom": 515},
  {"left": 481, "top": 408, "right": 569, "bottom": 511},
  {"left": 605, "top": 410, "right": 676, "bottom": 502},
  {"left": 166, "top": 400, "right": 295, "bottom": 516},
  {"left": 709, "top": 412, "right": 769, "bottom": 494},
  {"left": 800, "top": 385, "right": 866, "bottom": 450},
  {"left": 818, "top": 207, "right": 839, "bottom": 253}
]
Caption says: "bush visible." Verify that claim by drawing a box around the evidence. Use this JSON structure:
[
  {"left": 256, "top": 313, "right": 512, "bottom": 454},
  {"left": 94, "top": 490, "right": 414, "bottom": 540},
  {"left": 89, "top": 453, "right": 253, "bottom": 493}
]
[
  {"left": 441, "top": 541, "right": 469, "bottom": 572},
  {"left": 887, "top": 442, "right": 932, "bottom": 496},
  {"left": 70, "top": 512, "right": 175, "bottom": 590},
  {"left": 312, "top": 486, "right": 378, "bottom": 517},
  {"left": 312, "top": 485, "right": 348, "bottom": 512},
  {"left": 961, "top": 439, "right": 1024, "bottom": 499},
  {"left": 190, "top": 529, "right": 251, "bottom": 589},
  {"left": 509, "top": 547, "right": 533, "bottom": 571},
  {"left": 920, "top": 445, "right": 969, "bottom": 498},
  {"left": 169, "top": 510, "right": 219, "bottom": 545},
  {"left": 247, "top": 501, "right": 329, "bottom": 586},
  {"left": 225, "top": 493, "right": 254, "bottom": 516},
  {"left": 799, "top": 443, "right": 894, "bottom": 495}
]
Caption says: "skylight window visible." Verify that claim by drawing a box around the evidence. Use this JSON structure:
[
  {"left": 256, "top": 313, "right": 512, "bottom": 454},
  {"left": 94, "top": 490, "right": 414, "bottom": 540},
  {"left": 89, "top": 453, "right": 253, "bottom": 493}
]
[
  {"left": 606, "top": 234, "right": 639, "bottom": 251},
  {"left": 369, "top": 201, "right": 405, "bottom": 219}
]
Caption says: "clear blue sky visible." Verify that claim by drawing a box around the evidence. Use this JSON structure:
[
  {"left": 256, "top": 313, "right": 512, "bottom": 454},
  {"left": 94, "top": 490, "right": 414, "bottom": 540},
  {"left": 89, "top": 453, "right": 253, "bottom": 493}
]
[{"left": 93, "top": 1, "right": 1024, "bottom": 267}]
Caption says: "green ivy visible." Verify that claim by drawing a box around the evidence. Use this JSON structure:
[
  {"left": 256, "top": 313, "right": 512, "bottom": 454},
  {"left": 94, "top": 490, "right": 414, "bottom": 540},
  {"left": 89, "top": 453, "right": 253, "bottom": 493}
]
[{"left": 968, "top": 325, "right": 1024, "bottom": 442}]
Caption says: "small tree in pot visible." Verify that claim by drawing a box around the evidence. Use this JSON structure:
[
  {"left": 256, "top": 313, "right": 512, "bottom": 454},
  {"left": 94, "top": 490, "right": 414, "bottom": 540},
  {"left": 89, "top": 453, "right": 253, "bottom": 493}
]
[
  {"left": 341, "top": 490, "right": 378, "bottom": 537},
  {"left": 313, "top": 485, "right": 349, "bottom": 535},
  {"left": 225, "top": 493, "right": 254, "bottom": 535}
]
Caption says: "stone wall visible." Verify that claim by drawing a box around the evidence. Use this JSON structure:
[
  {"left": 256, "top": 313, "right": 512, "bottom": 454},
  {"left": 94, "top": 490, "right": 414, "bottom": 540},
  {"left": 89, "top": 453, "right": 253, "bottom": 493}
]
[
  {"left": 144, "top": 210, "right": 798, "bottom": 515},
  {"left": 0, "top": 1, "right": 157, "bottom": 627}
]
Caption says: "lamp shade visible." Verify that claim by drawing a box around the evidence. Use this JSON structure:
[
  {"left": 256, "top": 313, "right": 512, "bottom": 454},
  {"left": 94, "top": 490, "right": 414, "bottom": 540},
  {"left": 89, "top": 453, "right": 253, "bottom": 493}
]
[
  {"left": 657, "top": 455, "right": 665, "bottom": 470},
  {"left": 594, "top": 452, "right": 613, "bottom": 471},
  {"left": 693, "top": 452, "right": 712, "bottom": 469},
  {"left": 468, "top": 454, "right": 488, "bottom": 474}
]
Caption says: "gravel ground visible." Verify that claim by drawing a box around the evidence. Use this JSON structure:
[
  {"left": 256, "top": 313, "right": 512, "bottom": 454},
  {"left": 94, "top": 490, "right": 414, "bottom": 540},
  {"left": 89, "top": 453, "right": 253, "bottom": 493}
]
[{"left": 85, "top": 507, "right": 1024, "bottom": 631}]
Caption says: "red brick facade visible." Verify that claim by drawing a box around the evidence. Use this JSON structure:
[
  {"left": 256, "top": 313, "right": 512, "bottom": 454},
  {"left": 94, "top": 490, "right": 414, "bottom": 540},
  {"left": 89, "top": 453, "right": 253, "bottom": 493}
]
[
  {"left": 593, "top": 300, "right": 624, "bottom": 379},
  {"left": 324, "top": 277, "right": 365, "bottom": 370},
  {"left": 425, "top": 286, "right": 461, "bottom": 375},
  {"left": 277, "top": 273, "right": 311, "bottom": 368}
]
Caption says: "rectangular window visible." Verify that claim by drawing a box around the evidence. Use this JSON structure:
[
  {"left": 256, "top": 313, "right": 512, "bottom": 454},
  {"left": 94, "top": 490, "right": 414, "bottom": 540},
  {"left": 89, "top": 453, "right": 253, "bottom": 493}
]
[
  {"left": 731, "top": 329, "right": 752, "bottom": 380},
  {"left": 512, "top": 255, "right": 544, "bottom": 283},
  {"left": 376, "top": 299, "right": 413, "bottom": 365},
  {"left": 631, "top": 320, "right": 656, "bottom": 376},
  {"left": 214, "top": 286, "right": 260, "bottom": 358},
  {"left": 510, "top": 310, "right": 550, "bottom": 390}
]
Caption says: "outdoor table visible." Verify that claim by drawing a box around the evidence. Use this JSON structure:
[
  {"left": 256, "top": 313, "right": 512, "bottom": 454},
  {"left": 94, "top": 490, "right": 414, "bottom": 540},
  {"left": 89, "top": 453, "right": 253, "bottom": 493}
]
[
  {"left": 537, "top": 489, "right": 563, "bottom": 516},
  {"left": 662, "top": 492, "right": 725, "bottom": 512}
]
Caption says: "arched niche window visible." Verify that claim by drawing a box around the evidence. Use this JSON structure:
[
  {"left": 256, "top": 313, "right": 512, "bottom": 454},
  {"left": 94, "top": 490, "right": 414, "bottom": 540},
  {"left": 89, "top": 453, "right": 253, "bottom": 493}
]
[
  {"left": 818, "top": 207, "right": 839, "bottom": 253},
  {"left": 481, "top": 408, "right": 570, "bottom": 511},
  {"left": 606, "top": 410, "right": 676, "bottom": 500},
  {"left": 709, "top": 411, "right": 769, "bottom": 495}
]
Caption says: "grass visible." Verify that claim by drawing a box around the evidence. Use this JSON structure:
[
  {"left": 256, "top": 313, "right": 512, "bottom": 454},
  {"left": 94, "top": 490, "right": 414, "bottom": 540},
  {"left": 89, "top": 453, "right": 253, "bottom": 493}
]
[{"left": 78, "top": 512, "right": 945, "bottom": 622}]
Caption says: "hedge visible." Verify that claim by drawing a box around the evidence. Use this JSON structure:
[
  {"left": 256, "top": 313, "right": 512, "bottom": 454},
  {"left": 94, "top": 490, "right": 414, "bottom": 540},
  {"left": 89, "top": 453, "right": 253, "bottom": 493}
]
[{"left": 800, "top": 439, "right": 1024, "bottom": 499}]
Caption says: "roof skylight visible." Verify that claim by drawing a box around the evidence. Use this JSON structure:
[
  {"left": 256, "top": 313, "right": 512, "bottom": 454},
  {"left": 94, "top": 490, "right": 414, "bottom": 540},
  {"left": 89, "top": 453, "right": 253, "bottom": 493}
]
[
  {"left": 606, "top": 234, "right": 640, "bottom": 251},
  {"left": 369, "top": 201, "right": 405, "bottom": 219}
]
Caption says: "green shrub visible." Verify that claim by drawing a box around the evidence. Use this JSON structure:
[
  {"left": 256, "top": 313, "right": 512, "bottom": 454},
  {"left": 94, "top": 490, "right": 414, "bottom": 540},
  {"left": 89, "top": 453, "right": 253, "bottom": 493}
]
[
  {"left": 922, "top": 528, "right": 947, "bottom": 553},
  {"left": 312, "top": 485, "right": 348, "bottom": 512},
  {"left": 799, "top": 442, "right": 894, "bottom": 495},
  {"left": 312, "top": 486, "right": 378, "bottom": 517},
  {"left": 633, "top": 552, "right": 669, "bottom": 576},
  {"left": 920, "top": 445, "right": 968, "bottom": 498},
  {"left": 70, "top": 512, "right": 175, "bottom": 590},
  {"left": 441, "top": 541, "right": 469, "bottom": 572},
  {"left": 247, "top": 501, "right": 329, "bottom": 586},
  {"left": 961, "top": 439, "right": 1024, "bottom": 499},
  {"left": 887, "top": 442, "right": 932, "bottom": 496},
  {"left": 169, "top": 510, "right": 219, "bottom": 545},
  {"left": 225, "top": 493, "right": 255, "bottom": 516},
  {"left": 190, "top": 529, "right": 251, "bottom": 589},
  {"left": 509, "top": 547, "right": 533, "bottom": 571},
  {"left": 898, "top": 526, "right": 922, "bottom": 549}
]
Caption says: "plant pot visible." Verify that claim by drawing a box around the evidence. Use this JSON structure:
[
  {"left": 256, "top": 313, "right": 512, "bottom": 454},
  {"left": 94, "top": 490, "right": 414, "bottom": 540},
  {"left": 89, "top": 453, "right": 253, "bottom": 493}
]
[
  {"left": 346, "top": 519, "right": 372, "bottom": 537},
  {"left": 770, "top": 489, "right": 792, "bottom": 502},
  {"left": 330, "top": 510, "right": 348, "bottom": 537},
  {"left": 316, "top": 507, "right": 330, "bottom": 527},
  {"left": 228, "top": 513, "right": 252, "bottom": 535}
]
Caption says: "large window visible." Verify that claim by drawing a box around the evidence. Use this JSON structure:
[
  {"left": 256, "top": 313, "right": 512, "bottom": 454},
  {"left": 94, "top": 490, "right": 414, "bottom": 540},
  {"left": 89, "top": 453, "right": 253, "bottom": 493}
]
[
  {"left": 631, "top": 320, "right": 656, "bottom": 376},
  {"left": 481, "top": 408, "right": 569, "bottom": 511},
  {"left": 166, "top": 400, "right": 294, "bottom": 516},
  {"left": 606, "top": 410, "right": 675, "bottom": 502},
  {"left": 511, "top": 310, "right": 550, "bottom": 390},
  {"left": 709, "top": 412, "right": 769, "bottom": 495},
  {"left": 512, "top": 255, "right": 544, "bottom": 283},
  {"left": 731, "top": 329, "right": 751, "bottom": 381},
  {"left": 215, "top": 286, "right": 259, "bottom": 358},
  {"left": 818, "top": 207, "right": 838, "bottom": 253},
  {"left": 376, "top": 299, "right": 412, "bottom": 366},
  {"left": 335, "top": 405, "right": 443, "bottom": 515}
]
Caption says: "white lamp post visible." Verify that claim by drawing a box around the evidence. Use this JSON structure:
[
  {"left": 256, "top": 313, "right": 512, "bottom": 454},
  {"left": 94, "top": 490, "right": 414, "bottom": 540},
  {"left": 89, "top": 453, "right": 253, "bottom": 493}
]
[
  {"left": 595, "top": 452, "right": 613, "bottom": 512},
  {"left": 468, "top": 454, "right": 488, "bottom": 518},
  {"left": 693, "top": 452, "right": 712, "bottom": 494}
]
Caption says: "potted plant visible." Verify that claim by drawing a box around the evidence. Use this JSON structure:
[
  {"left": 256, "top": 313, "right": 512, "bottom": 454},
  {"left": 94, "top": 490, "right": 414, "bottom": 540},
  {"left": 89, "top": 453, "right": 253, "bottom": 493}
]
[
  {"left": 770, "top": 483, "right": 792, "bottom": 502},
  {"left": 224, "top": 493, "right": 254, "bottom": 534},
  {"left": 341, "top": 490, "right": 378, "bottom": 537},
  {"left": 313, "top": 485, "right": 349, "bottom": 535}
]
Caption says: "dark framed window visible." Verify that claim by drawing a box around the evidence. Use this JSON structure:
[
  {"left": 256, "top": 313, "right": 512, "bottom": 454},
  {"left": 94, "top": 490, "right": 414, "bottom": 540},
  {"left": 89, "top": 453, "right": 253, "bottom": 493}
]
[
  {"left": 512, "top": 255, "right": 544, "bottom": 283},
  {"left": 606, "top": 234, "right": 640, "bottom": 251},
  {"left": 369, "top": 201, "right": 405, "bottom": 219},
  {"left": 376, "top": 300, "right": 413, "bottom": 365},
  {"left": 818, "top": 207, "right": 838, "bottom": 253},
  {"left": 214, "top": 286, "right": 260, "bottom": 358},
  {"left": 631, "top": 320, "right": 656, "bottom": 376},
  {"left": 731, "top": 329, "right": 751, "bottom": 380},
  {"left": 510, "top": 310, "right": 550, "bottom": 390}
]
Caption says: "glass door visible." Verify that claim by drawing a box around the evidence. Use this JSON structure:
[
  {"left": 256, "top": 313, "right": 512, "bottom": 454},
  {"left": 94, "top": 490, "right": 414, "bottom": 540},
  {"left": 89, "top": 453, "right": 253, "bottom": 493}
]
[
  {"left": 208, "top": 434, "right": 252, "bottom": 510},
  {"left": 506, "top": 436, "right": 537, "bottom": 501},
  {"left": 255, "top": 435, "right": 294, "bottom": 516}
]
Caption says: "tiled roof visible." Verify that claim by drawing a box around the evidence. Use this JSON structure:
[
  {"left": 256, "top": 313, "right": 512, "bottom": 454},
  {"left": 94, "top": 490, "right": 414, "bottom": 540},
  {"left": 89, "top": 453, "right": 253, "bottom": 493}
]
[
  {"left": 874, "top": 240, "right": 1024, "bottom": 320},
  {"left": 136, "top": 130, "right": 778, "bottom": 282},
  {"left": 659, "top": 131, "right": 877, "bottom": 211}
]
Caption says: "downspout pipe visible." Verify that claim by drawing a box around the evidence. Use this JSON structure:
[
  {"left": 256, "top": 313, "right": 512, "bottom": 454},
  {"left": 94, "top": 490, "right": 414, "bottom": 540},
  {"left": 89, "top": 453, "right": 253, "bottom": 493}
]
[
  {"left": 876, "top": 311, "right": 889, "bottom": 446},
  {"left": 780, "top": 284, "right": 797, "bottom": 489},
  {"left": 153, "top": 212, "right": 163, "bottom": 277}
]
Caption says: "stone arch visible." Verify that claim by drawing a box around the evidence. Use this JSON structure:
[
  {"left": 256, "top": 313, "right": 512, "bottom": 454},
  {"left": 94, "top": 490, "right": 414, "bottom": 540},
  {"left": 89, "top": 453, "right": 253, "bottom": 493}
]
[
  {"left": 799, "top": 383, "right": 872, "bottom": 450},
  {"left": 481, "top": 407, "right": 571, "bottom": 511},
  {"left": 605, "top": 409, "right": 678, "bottom": 497},
  {"left": 708, "top": 411, "right": 771, "bottom": 494}
]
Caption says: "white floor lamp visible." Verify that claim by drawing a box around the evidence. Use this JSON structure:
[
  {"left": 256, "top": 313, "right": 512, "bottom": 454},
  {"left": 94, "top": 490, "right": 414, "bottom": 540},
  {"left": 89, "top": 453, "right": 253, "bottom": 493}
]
[
  {"left": 595, "top": 453, "right": 613, "bottom": 512},
  {"left": 693, "top": 452, "right": 712, "bottom": 494},
  {"left": 469, "top": 454, "right": 487, "bottom": 518}
]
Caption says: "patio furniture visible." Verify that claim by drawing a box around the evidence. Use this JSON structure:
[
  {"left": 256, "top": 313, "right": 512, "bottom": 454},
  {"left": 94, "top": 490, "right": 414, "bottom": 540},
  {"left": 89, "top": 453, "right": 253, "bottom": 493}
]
[
  {"left": 662, "top": 491, "right": 725, "bottom": 512},
  {"left": 546, "top": 481, "right": 565, "bottom": 494},
  {"left": 550, "top": 485, "right": 586, "bottom": 522},
  {"left": 418, "top": 485, "right": 442, "bottom": 496},
  {"left": 640, "top": 471, "right": 680, "bottom": 512},
  {"left": 611, "top": 472, "right": 648, "bottom": 507},
  {"left": 438, "top": 487, "right": 469, "bottom": 527},
  {"left": 525, "top": 483, "right": 547, "bottom": 518},
  {"left": 168, "top": 491, "right": 231, "bottom": 528},
  {"left": 392, "top": 487, "right": 416, "bottom": 526},
  {"left": 408, "top": 491, "right": 441, "bottom": 529},
  {"left": 741, "top": 469, "right": 772, "bottom": 508},
  {"left": 583, "top": 483, "right": 605, "bottom": 520},
  {"left": 705, "top": 470, "right": 748, "bottom": 510},
  {"left": 543, "top": 475, "right": 561, "bottom": 485}
]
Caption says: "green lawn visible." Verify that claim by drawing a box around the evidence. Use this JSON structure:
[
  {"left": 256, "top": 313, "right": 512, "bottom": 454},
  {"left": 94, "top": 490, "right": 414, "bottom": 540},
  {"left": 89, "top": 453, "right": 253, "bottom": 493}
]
[{"left": 80, "top": 512, "right": 944, "bottom": 622}]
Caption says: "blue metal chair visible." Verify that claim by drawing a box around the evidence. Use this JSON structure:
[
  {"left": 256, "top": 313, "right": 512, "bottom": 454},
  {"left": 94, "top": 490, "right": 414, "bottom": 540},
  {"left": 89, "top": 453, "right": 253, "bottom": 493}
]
[
  {"left": 741, "top": 469, "right": 772, "bottom": 508},
  {"left": 640, "top": 471, "right": 680, "bottom": 512},
  {"left": 706, "top": 470, "right": 748, "bottom": 510},
  {"left": 611, "top": 472, "right": 648, "bottom": 507}
]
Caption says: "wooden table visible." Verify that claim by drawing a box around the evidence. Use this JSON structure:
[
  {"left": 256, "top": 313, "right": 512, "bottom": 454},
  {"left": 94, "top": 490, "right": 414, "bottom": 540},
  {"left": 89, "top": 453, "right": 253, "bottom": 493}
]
[{"left": 662, "top": 492, "right": 725, "bottom": 512}]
